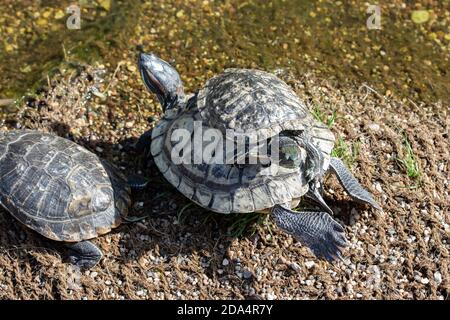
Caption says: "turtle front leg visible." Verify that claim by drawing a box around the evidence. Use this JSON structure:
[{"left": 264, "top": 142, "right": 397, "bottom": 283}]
[
  {"left": 134, "top": 129, "right": 153, "bottom": 155},
  {"left": 65, "top": 241, "right": 103, "bottom": 270},
  {"left": 127, "top": 128, "right": 153, "bottom": 191},
  {"left": 271, "top": 204, "right": 347, "bottom": 261},
  {"left": 329, "top": 157, "right": 382, "bottom": 210}
]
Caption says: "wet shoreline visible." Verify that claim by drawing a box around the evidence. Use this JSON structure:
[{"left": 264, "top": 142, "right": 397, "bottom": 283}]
[{"left": 0, "top": 0, "right": 448, "bottom": 109}]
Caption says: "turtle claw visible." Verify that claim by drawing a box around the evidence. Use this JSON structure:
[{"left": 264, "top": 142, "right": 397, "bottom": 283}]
[
  {"left": 314, "top": 229, "right": 347, "bottom": 262},
  {"left": 324, "top": 230, "right": 348, "bottom": 262},
  {"left": 272, "top": 205, "right": 348, "bottom": 262},
  {"left": 333, "top": 220, "right": 345, "bottom": 233},
  {"left": 335, "top": 251, "right": 345, "bottom": 263}
]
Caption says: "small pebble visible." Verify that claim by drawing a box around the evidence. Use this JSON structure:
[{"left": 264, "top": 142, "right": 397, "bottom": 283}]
[
  {"left": 136, "top": 290, "right": 145, "bottom": 296},
  {"left": 367, "top": 244, "right": 377, "bottom": 256},
  {"left": 243, "top": 270, "right": 253, "bottom": 279},
  {"left": 433, "top": 272, "right": 442, "bottom": 285},
  {"left": 290, "top": 262, "right": 301, "bottom": 272},
  {"left": 374, "top": 182, "right": 383, "bottom": 193},
  {"left": 305, "top": 279, "right": 314, "bottom": 286},
  {"left": 176, "top": 10, "right": 185, "bottom": 18},
  {"left": 368, "top": 123, "right": 380, "bottom": 131},
  {"left": 127, "top": 65, "right": 137, "bottom": 72}
]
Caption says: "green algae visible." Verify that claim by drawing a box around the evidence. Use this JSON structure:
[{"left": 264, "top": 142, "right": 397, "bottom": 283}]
[
  {"left": 1, "top": 0, "right": 449, "bottom": 108},
  {"left": 0, "top": 0, "right": 140, "bottom": 101}
]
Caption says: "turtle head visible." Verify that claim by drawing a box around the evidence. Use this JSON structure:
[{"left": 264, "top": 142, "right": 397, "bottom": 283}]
[{"left": 138, "top": 52, "right": 185, "bottom": 111}]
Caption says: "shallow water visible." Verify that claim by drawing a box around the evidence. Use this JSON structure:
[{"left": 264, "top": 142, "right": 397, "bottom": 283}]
[{"left": 0, "top": 0, "right": 448, "bottom": 108}]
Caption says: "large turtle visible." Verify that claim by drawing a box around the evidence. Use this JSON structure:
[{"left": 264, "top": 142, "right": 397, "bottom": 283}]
[
  {"left": 138, "top": 53, "right": 381, "bottom": 261},
  {"left": 0, "top": 130, "right": 145, "bottom": 269}
]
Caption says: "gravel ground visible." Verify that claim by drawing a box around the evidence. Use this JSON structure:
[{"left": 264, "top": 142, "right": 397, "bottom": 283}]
[
  {"left": 0, "top": 0, "right": 448, "bottom": 300},
  {"left": 0, "top": 61, "right": 448, "bottom": 299}
]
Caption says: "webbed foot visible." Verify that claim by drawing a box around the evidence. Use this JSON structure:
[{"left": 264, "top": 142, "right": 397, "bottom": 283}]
[{"left": 272, "top": 205, "right": 347, "bottom": 262}]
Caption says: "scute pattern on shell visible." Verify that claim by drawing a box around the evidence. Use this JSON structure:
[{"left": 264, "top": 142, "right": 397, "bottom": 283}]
[
  {"left": 151, "top": 109, "right": 310, "bottom": 214},
  {"left": 0, "top": 131, "right": 130, "bottom": 242},
  {"left": 196, "top": 68, "right": 313, "bottom": 140}
]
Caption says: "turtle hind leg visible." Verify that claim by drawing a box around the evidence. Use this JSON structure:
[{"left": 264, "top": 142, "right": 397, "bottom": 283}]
[
  {"left": 271, "top": 205, "right": 347, "bottom": 262},
  {"left": 65, "top": 241, "right": 103, "bottom": 270},
  {"left": 329, "top": 157, "right": 382, "bottom": 211}
]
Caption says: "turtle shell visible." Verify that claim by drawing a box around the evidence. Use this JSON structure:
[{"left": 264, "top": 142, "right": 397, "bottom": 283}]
[
  {"left": 0, "top": 130, "right": 131, "bottom": 242},
  {"left": 196, "top": 68, "right": 335, "bottom": 172},
  {"left": 196, "top": 68, "right": 316, "bottom": 140},
  {"left": 151, "top": 108, "right": 310, "bottom": 214}
]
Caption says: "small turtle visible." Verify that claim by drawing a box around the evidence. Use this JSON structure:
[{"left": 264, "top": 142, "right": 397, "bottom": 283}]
[
  {"left": 138, "top": 53, "right": 381, "bottom": 261},
  {"left": 0, "top": 130, "right": 146, "bottom": 269}
]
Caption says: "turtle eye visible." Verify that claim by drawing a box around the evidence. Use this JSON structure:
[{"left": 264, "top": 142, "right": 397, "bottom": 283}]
[
  {"left": 287, "top": 146, "right": 300, "bottom": 159},
  {"left": 279, "top": 146, "right": 301, "bottom": 168}
]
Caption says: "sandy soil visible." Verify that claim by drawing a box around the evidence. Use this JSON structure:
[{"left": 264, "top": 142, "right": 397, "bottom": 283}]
[{"left": 0, "top": 62, "right": 448, "bottom": 299}]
